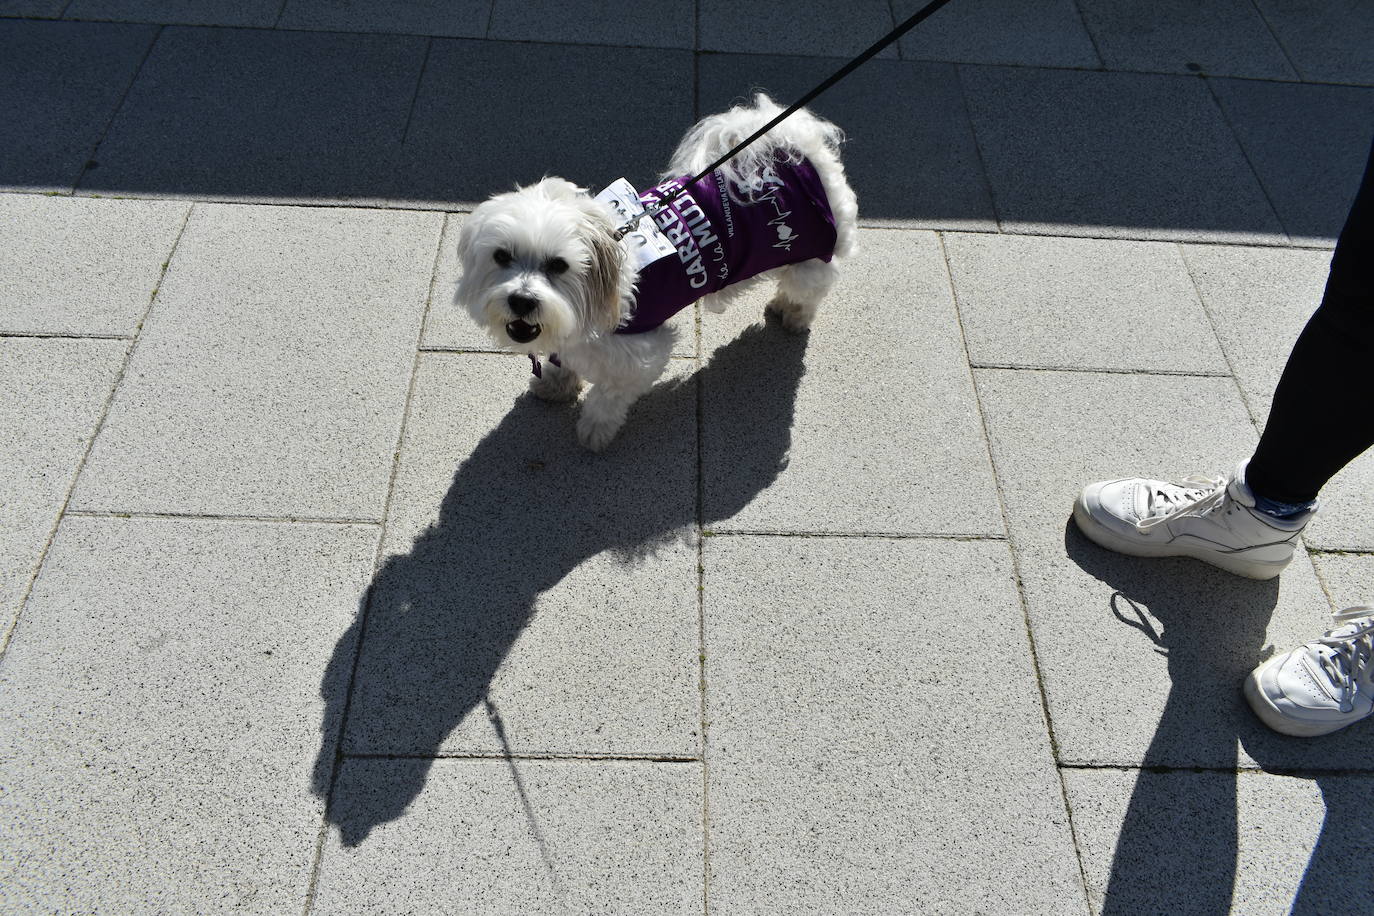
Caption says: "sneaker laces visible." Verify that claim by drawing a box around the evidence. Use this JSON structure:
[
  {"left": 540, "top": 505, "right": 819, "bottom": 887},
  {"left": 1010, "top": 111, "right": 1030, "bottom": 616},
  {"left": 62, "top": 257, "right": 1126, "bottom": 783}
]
[
  {"left": 1311, "top": 607, "right": 1374, "bottom": 711},
  {"left": 1135, "top": 475, "right": 1226, "bottom": 531}
]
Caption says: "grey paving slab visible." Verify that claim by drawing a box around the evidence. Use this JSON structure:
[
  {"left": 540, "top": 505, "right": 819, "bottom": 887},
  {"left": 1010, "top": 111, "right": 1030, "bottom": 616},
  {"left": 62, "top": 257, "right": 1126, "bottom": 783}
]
[
  {"left": 1180, "top": 242, "right": 1374, "bottom": 552},
  {"left": 0, "top": 194, "right": 188, "bottom": 336},
  {"left": 1313, "top": 552, "right": 1374, "bottom": 610},
  {"left": 488, "top": 0, "right": 693, "bottom": 48},
  {"left": 314, "top": 759, "right": 702, "bottom": 909},
  {"left": 0, "top": 516, "right": 378, "bottom": 914},
  {"left": 277, "top": 0, "right": 489, "bottom": 37},
  {"left": 80, "top": 26, "right": 426, "bottom": 204},
  {"left": 416, "top": 213, "right": 481, "bottom": 348},
  {"left": 703, "top": 535, "right": 1085, "bottom": 913},
  {"left": 975, "top": 368, "right": 1374, "bottom": 768},
  {"left": 0, "top": 19, "right": 157, "bottom": 192},
  {"left": 0, "top": 339, "right": 124, "bottom": 637},
  {"left": 699, "top": 53, "right": 995, "bottom": 228},
  {"left": 0, "top": 0, "right": 63, "bottom": 14},
  {"left": 946, "top": 232, "right": 1229, "bottom": 374},
  {"left": 1253, "top": 0, "right": 1374, "bottom": 86},
  {"left": 701, "top": 229, "right": 1003, "bottom": 537},
  {"left": 341, "top": 353, "right": 699, "bottom": 772},
  {"left": 1180, "top": 243, "right": 1331, "bottom": 424},
  {"left": 960, "top": 65, "right": 1287, "bottom": 243},
  {"left": 63, "top": 0, "right": 280, "bottom": 26},
  {"left": 1305, "top": 452, "right": 1374, "bottom": 553},
  {"left": 421, "top": 213, "right": 696, "bottom": 356},
  {"left": 698, "top": 0, "right": 898, "bottom": 58},
  {"left": 1208, "top": 79, "right": 1374, "bottom": 245},
  {"left": 70, "top": 203, "right": 441, "bottom": 519},
  {"left": 893, "top": 0, "right": 1100, "bottom": 69},
  {"left": 1076, "top": 0, "right": 1296, "bottom": 79},
  {"left": 1064, "top": 769, "right": 1374, "bottom": 916},
  {"left": 391, "top": 39, "right": 692, "bottom": 209}
]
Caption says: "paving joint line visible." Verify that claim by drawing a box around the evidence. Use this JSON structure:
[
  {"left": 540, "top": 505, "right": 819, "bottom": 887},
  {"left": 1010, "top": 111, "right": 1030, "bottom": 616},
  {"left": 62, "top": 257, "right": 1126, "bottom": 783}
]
[
  {"left": 1058, "top": 761, "right": 1374, "bottom": 777},
  {"left": 73, "top": 23, "right": 163, "bottom": 195},
  {"left": 0, "top": 188, "right": 1340, "bottom": 250},
  {"left": 952, "top": 65, "right": 1007, "bottom": 232},
  {"left": 345, "top": 752, "right": 702, "bottom": 763},
  {"left": 971, "top": 362, "right": 1231, "bottom": 379},
  {"left": 0, "top": 331, "right": 133, "bottom": 341},
  {"left": 1201, "top": 75, "right": 1294, "bottom": 243},
  {"left": 0, "top": 201, "right": 193, "bottom": 661},
  {"left": 994, "top": 224, "right": 1329, "bottom": 249},
  {"left": 482, "top": 0, "right": 496, "bottom": 39},
  {"left": 951, "top": 56, "right": 1373, "bottom": 90},
  {"left": 1172, "top": 238, "right": 1338, "bottom": 608},
  {"left": 300, "top": 212, "right": 447, "bottom": 916},
  {"left": 4, "top": 16, "right": 1374, "bottom": 90},
  {"left": 63, "top": 509, "right": 382, "bottom": 526},
  {"left": 1067, "top": 0, "right": 1108, "bottom": 70},
  {"left": 701, "top": 528, "right": 1006, "bottom": 541},
  {"left": 692, "top": 265, "right": 712, "bottom": 916},
  {"left": 938, "top": 230, "right": 1095, "bottom": 915},
  {"left": 397, "top": 37, "right": 434, "bottom": 147},
  {"left": 1245, "top": 0, "right": 1304, "bottom": 82},
  {"left": 691, "top": 0, "right": 701, "bottom": 58}
]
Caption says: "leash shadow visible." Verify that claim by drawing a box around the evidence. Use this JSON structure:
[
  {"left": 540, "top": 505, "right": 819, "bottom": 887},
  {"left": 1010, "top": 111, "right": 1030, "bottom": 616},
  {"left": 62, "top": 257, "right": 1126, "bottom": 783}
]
[{"left": 312, "top": 318, "right": 808, "bottom": 848}]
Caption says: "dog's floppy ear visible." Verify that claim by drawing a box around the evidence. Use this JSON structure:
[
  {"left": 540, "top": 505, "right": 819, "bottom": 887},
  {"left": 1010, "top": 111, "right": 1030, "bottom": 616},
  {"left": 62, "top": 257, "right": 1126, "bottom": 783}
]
[
  {"left": 452, "top": 209, "right": 489, "bottom": 309},
  {"left": 578, "top": 202, "right": 627, "bottom": 333}
]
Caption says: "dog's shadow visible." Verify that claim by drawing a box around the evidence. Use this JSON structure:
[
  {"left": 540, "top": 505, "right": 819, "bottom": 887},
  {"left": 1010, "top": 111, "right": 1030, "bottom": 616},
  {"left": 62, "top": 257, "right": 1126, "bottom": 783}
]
[{"left": 311, "top": 319, "right": 807, "bottom": 847}]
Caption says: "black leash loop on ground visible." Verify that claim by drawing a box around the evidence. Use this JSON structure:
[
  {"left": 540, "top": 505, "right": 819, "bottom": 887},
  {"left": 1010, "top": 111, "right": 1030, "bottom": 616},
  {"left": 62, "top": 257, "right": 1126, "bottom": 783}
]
[{"left": 614, "top": 0, "right": 956, "bottom": 239}]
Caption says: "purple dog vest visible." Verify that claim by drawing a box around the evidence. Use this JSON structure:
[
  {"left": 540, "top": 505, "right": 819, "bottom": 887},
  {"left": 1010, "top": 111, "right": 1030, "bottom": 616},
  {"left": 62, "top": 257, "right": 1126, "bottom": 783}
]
[{"left": 614, "top": 154, "right": 838, "bottom": 334}]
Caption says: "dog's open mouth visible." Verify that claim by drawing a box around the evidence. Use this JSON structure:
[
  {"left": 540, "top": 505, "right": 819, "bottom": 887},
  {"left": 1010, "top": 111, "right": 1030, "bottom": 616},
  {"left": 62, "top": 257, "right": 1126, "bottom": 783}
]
[{"left": 505, "top": 319, "right": 541, "bottom": 343}]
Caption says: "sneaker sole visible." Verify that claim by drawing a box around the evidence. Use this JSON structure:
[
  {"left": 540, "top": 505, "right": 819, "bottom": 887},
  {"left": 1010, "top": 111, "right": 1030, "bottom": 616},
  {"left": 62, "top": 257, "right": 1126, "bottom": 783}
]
[
  {"left": 1072, "top": 498, "right": 1290, "bottom": 580},
  {"left": 1243, "top": 658, "right": 1348, "bottom": 738}
]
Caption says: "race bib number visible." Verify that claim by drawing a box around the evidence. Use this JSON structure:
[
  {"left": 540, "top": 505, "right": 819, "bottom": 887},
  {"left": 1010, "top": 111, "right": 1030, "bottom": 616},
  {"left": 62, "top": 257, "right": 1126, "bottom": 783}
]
[{"left": 596, "top": 178, "right": 676, "bottom": 271}]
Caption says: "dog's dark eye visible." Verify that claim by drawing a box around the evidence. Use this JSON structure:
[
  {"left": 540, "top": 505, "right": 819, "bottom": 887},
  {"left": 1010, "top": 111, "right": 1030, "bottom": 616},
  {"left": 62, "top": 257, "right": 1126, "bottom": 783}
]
[
  {"left": 546, "top": 257, "right": 569, "bottom": 275},
  {"left": 493, "top": 248, "right": 513, "bottom": 267}
]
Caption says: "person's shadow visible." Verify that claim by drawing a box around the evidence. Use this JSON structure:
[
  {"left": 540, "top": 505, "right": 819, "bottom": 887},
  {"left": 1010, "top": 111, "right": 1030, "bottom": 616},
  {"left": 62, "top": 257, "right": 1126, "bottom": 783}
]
[
  {"left": 311, "top": 318, "right": 808, "bottom": 847},
  {"left": 1066, "top": 521, "right": 1374, "bottom": 914}
]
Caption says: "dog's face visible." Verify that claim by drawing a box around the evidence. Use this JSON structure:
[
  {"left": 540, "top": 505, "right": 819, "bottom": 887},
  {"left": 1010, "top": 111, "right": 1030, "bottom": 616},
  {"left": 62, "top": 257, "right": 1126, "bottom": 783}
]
[{"left": 455, "top": 177, "right": 627, "bottom": 352}]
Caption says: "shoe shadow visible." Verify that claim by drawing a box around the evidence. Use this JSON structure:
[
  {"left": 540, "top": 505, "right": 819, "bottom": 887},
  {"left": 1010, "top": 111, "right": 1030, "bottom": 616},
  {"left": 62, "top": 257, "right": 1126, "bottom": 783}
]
[
  {"left": 1064, "top": 519, "right": 1280, "bottom": 914},
  {"left": 1067, "top": 518, "right": 1374, "bottom": 913},
  {"left": 311, "top": 318, "right": 808, "bottom": 847},
  {"left": 1288, "top": 774, "right": 1374, "bottom": 915}
]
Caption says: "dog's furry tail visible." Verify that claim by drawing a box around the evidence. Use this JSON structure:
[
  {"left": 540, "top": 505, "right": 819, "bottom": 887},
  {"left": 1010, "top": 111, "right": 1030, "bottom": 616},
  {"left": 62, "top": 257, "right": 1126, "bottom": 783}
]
[
  {"left": 664, "top": 93, "right": 842, "bottom": 193},
  {"left": 665, "top": 93, "right": 858, "bottom": 259}
]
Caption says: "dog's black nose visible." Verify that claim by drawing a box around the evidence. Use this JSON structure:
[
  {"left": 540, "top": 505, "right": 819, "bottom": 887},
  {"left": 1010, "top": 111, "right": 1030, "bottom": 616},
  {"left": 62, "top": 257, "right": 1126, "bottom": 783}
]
[{"left": 508, "top": 293, "right": 538, "bottom": 317}]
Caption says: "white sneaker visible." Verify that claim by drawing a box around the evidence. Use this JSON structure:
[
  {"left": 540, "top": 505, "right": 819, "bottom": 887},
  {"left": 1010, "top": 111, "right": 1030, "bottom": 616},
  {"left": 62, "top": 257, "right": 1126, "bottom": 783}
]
[
  {"left": 1245, "top": 607, "right": 1374, "bottom": 737},
  {"left": 1073, "top": 461, "right": 1313, "bottom": 580}
]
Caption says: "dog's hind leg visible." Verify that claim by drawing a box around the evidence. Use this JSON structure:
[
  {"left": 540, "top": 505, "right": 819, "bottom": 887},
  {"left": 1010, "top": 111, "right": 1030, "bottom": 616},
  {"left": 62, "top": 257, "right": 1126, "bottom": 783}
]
[{"left": 767, "top": 258, "right": 837, "bottom": 332}]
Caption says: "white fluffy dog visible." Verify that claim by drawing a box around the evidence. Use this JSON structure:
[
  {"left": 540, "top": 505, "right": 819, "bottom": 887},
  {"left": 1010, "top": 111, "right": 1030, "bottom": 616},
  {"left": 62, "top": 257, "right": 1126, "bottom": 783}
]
[{"left": 455, "top": 93, "right": 859, "bottom": 450}]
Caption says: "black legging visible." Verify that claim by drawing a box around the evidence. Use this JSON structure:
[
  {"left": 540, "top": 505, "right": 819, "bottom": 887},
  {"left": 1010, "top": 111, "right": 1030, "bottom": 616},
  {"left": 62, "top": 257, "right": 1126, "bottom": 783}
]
[{"left": 1245, "top": 137, "right": 1374, "bottom": 505}]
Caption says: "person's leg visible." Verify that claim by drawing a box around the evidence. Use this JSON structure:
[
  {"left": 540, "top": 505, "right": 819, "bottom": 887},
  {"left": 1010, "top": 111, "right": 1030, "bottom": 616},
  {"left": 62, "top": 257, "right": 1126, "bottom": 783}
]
[
  {"left": 1245, "top": 137, "right": 1374, "bottom": 504},
  {"left": 1073, "top": 138, "right": 1374, "bottom": 581}
]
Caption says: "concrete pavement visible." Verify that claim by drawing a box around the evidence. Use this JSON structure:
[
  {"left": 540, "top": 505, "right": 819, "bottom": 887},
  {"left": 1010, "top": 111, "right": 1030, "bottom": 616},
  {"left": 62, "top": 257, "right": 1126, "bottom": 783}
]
[{"left": 2, "top": 2, "right": 1373, "bottom": 912}]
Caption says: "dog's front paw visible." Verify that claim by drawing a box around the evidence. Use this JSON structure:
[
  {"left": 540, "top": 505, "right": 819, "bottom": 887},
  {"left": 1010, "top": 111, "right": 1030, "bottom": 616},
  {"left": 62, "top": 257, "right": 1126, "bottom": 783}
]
[
  {"left": 529, "top": 363, "right": 582, "bottom": 402},
  {"left": 576, "top": 413, "right": 622, "bottom": 452}
]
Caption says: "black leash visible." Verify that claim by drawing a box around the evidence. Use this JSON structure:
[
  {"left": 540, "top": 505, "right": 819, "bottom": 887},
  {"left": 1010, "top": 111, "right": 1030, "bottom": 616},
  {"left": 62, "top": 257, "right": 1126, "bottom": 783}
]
[{"left": 614, "top": 0, "right": 956, "bottom": 238}]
